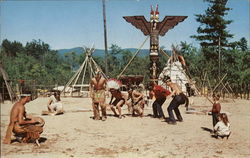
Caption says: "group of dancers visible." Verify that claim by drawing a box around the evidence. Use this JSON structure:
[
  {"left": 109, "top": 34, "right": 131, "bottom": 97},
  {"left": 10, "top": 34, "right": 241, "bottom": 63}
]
[
  {"left": 3, "top": 71, "right": 230, "bottom": 146},
  {"left": 90, "top": 71, "right": 189, "bottom": 125}
]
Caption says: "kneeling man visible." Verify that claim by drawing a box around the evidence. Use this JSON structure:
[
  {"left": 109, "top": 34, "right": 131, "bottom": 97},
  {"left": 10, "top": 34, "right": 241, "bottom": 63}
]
[{"left": 3, "top": 91, "right": 44, "bottom": 145}]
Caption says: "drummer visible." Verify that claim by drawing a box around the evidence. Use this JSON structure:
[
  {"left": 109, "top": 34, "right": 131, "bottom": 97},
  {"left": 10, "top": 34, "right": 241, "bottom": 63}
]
[{"left": 3, "top": 90, "right": 44, "bottom": 145}]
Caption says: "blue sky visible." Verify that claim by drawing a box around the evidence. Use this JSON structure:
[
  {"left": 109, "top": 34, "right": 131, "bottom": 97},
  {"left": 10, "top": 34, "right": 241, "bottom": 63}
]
[{"left": 1, "top": 0, "right": 249, "bottom": 50}]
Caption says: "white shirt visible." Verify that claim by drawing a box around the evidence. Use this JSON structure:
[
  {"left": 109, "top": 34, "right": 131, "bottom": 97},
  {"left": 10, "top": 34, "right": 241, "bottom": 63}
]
[
  {"left": 214, "top": 121, "right": 231, "bottom": 136},
  {"left": 50, "top": 95, "right": 59, "bottom": 103}
]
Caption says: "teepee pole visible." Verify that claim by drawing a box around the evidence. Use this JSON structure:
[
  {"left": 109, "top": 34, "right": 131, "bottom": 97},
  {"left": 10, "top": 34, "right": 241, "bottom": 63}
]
[
  {"left": 117, "top": 36, "right": 149, "bottom": 79},
  {"left": 63, "top": 58, "right": 87, "bottom": 93},
  {"left": 88, "top": 57, "right": 95, "bottom": 79},
  {"left": 172, "top": 61, "right": 200, "bottom": 95},
  {"left": 91, "top": 58, "right": 107, "bottom": 79},
  {"left": 73, "top": 57, "right": 87, "bottom": 87},
  {"left": 80, "top": 58, "right": 88, "bottom": 92}
]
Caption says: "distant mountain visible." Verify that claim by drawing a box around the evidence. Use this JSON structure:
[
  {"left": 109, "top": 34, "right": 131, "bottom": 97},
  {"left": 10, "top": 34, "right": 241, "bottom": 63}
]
[{"left": 57, "top": 47, "right": 170, "bottom": 57}]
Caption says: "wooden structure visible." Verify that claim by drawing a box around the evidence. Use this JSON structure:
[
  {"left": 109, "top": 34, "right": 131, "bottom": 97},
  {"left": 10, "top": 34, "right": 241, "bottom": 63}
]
[
  {"left": 0, "top": 62, "right": 17, "bottom": 102},
  {"left": 123, "top": 5, "right": 187, "bottom": 84},
  {"left": 119, "top": 75, "right": 144, "bottom": 86},
  {"left": 62, "top": 46, "right": 106, "bottom": 96}
]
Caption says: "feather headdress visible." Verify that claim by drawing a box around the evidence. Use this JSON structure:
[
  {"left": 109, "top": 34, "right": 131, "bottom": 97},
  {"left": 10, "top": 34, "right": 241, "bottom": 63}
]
[{"left": 107, "top": 78, "right": 122, "bottom": 90}]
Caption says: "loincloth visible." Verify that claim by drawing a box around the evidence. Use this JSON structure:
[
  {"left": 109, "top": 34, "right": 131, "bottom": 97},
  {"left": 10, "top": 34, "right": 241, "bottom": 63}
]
[
  {"left": 111, "top": 98, "right": 125, "bottom": 107},
  {"left": 92, "top": 90, "right": 105, "bottom": 103}
]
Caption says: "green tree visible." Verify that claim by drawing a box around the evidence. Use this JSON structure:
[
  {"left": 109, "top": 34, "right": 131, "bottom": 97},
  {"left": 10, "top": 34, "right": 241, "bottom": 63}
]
[
  {"left": 191, "top": 0, "right": 233, "bottom": 48},
  {"left": 1, "top": 39, "right": 23, "bottom": 57},
  {"left": 25, "top": 39, "right": 49, "bottom": 60}
]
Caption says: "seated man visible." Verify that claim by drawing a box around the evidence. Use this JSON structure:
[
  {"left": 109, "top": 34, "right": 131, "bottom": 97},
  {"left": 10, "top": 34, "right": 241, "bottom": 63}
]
[
  {"left": 3, "top": 90, "right": 44, "bottom": 145},
  {"left": 109, "top": 88, "right": 127, "bottom": 119},
  {"left": 47, "top": 90, "right": 64, "bottom": 115}
]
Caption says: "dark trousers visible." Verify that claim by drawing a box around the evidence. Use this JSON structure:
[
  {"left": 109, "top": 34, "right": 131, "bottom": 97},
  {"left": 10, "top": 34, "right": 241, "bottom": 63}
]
[
  {"left": 152, "top": 98, "right": 166, "bottom": 118},
  {"left": 212, "top": 112, "right": 219, "bottom": 127},
  {"left": 167, "top": 95, "right": 185, "bottom": 122}
]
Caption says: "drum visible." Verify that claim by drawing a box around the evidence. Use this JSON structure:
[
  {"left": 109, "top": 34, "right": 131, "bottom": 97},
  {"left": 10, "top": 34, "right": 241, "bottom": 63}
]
[{"left": 32, "top": 117, "right": 45, "bottom": 127}]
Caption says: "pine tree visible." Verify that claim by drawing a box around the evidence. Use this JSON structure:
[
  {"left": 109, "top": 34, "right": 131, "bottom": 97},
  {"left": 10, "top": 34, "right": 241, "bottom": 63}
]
[{"left": 191, "top": 0, "right": 233, "bottom": 48}]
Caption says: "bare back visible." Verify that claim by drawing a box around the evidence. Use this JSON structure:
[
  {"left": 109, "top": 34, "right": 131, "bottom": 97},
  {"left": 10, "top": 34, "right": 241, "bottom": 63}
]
[
  {"left": 168, "top": 82, "right": 183, "bottom": 95},
  {"left": 90, "top": 77, "right": 106, "bottom": 90}
]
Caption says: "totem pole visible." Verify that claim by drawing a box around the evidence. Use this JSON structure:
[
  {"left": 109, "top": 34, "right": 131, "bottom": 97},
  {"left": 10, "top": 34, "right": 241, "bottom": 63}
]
[{"left": 123, "top": 5, "right": 187, "bottom": 84}]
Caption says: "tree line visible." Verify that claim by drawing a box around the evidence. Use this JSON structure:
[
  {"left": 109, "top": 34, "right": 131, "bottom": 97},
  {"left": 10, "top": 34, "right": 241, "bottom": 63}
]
[{"left": 0, "top": 0, "right": 249, "bottom": 98}]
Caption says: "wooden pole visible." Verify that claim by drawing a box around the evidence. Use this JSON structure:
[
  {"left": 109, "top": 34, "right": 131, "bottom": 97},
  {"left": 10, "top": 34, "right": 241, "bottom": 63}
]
[
  {"left": 218, "top": 36, "right": 221, "bottom": 80},
  {"left": 212, "top": 73, "right": 227, "bottom": 92},
  {"left": 102, "top": 0, "right": 108, "bottom": 74},
  {"left": 117, "top": 36, "right": 149, "bottom": 79}
]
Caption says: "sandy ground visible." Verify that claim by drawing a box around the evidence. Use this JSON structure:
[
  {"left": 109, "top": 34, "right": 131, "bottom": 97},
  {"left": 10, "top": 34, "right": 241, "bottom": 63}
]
[{"left": 1, "top": 96, "right": 250, "bottom": 158}]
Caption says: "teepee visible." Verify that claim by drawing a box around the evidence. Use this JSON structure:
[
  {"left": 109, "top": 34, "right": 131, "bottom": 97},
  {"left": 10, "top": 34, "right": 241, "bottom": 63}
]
[
  {"left": 62, "top": 46, "right": 106, "bottom": 95},
  {"left": 158, "top": 46, "right": 198, "bottom": 94}
]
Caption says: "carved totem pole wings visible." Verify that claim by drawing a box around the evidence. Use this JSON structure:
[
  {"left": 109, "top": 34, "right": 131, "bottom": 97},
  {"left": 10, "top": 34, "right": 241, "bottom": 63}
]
[
  {"left": 123, "top": 16, "right": 151, "bottom": 36},
  {"left": 158, "top": 16, "right": 187, "bottom": 36}
]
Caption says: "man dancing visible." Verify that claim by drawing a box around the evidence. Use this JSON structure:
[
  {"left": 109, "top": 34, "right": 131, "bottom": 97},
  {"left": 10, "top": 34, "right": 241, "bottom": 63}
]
[
  {"left": 151, "top": 84, "right": 170, "bottom": 119},
  {"left": 130, "top": 86, "right": 145, "bottom": 117},
  {"left": 163, "top": 76, "right": 189, "bottom": 125},
  {"left": 90, "top": 71, "right": 107, "bottom": 121},
  {"left": 109, "top": 88, "right": 127, "bottom": 119}
]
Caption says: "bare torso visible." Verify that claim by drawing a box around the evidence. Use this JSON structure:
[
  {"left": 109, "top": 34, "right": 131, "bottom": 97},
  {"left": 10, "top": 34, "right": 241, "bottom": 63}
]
[
  {"left": 9, "top": 102, "right": 25, "bottom": 125},
  {"left": 132, "top": 90, "right": 143, "bottom": 102},
  {"left": 168, "top": 82, "right": 183, "bottom": 96},
  {"left": 3, "top": 100, "right": 34, "bottom": 144},
  {"left": 90, "top": 77, "right": 106, "bottom": 90}
]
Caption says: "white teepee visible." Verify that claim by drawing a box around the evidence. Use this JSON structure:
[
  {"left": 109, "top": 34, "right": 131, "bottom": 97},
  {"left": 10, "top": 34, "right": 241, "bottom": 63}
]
[
  {"left": 158, "top": 46, "right": 198, "bottom": 94},
  {"left": 158, "top": 60, "right": 189, "bottom": 92},
  {"left": 62, "top": 45, "right": 106, "bottom": 94}
]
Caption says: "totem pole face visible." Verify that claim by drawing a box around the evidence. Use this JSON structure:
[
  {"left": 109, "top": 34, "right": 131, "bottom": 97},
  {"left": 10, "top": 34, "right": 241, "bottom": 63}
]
[
  {"left": 149, "top": 5, "right": 160, "bottom": 60},
  {"left": 150, "top": 5, "right": 159, "bottom": 25}
]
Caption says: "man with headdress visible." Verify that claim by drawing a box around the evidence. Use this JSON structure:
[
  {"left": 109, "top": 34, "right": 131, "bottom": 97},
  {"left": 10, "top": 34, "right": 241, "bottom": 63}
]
[
  {"left": 163, "top": 75, "right": 189, "bottom": 125},
  {"left": 109, "top": 88, "right": 127, "bottom": 119},
  {"left": 107, "top": 79, "right": 127, "bottom": 119},
  {"left": 90, "top": 71, "right": 107, "bottom": 121},
  {"left": 3, "top": 90, "right": 44, "bottom": 145}
]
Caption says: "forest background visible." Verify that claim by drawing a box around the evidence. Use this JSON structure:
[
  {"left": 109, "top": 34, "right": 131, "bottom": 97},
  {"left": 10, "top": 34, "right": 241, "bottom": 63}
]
[{"left": 0, "top": 0, "right": 249, "bottom": 99}]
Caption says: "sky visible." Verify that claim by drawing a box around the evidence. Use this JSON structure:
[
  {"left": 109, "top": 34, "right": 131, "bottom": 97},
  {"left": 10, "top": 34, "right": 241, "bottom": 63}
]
[{"left": 1, "top": 0, "right": 249, "bottom": 50}]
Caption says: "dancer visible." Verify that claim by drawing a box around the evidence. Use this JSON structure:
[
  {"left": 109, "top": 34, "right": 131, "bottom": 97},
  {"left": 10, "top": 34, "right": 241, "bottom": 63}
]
[
  {"left": 163, "top": 76, "right": 189, "bottom": 125},
  {"left": 131, "top": 86, "right": 145, "bottom": 117},
  {"left": 109, "top": 88, "right": 127, "bottom": 119},
  {"left": 90, "top": 71, "right": 107, "bottom": 121}
]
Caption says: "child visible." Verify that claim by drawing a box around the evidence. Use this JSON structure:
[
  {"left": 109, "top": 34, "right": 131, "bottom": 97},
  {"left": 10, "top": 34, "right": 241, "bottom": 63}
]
[
  {"left": 47, "top": 90, "right": 64, "bottom": 115},
  {"left": 214, "top": 113, "right": 231, "bottom": 139},
  {"left": 210, "top": 94, "right": 221, "bottom": 127}
]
